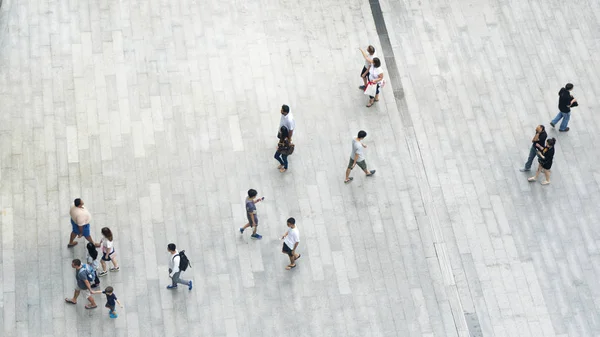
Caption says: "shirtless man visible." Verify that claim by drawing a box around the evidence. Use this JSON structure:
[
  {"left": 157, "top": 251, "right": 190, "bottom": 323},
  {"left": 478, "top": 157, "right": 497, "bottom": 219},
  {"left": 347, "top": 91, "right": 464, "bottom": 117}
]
[{"left": 67, "top": 198, "right": 95, "bottom": 247}]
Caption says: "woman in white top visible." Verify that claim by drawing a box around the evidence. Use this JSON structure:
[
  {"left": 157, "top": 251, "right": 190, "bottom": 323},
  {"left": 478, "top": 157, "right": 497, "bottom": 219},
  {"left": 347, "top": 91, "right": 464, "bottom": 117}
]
[
  {"left": 366, "top": 57, "right": 384, "bottom": 107},
  {"left": 359, "top": 45, "right": 376, "bottom": 89},
  {"left": 97, "top": 227, "right": 119, "bottom": 276}
]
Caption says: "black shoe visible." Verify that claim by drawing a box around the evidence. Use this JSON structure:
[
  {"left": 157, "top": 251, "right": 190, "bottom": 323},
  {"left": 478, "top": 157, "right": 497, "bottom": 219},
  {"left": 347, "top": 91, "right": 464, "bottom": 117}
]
[
  {"left": 550, "top": 122, "right": 555, "bottom": 128},
  {"left": 366, "top": 170, "right": 376, "bottom": 176},
  {"left": 559, "top": 127, "right": 570, "bottom": 132}
]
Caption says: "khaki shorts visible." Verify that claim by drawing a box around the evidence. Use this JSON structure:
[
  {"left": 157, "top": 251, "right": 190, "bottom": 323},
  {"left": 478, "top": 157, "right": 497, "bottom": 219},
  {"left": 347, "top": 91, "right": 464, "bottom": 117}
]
[
  {"left": 76, "top": 287, "right": 92, "bottom": 298},
  {"left": 348, "top": 158, "right": 367, "bottom": 170}
]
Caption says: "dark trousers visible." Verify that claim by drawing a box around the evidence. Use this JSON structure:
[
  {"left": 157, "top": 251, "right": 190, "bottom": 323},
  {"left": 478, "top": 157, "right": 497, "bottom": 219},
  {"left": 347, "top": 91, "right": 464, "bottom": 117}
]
[{"left": 274, "top": 151, "right": 288, "bottom": 169}]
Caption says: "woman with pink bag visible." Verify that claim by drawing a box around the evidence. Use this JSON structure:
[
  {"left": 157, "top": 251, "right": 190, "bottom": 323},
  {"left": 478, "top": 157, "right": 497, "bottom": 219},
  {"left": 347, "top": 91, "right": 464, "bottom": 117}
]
[
  {"left": 365, "top": 57, "right": 384, "bottom": 107},
  {"left": 96, "top": 227, "right": 120, "bottom": 276}
]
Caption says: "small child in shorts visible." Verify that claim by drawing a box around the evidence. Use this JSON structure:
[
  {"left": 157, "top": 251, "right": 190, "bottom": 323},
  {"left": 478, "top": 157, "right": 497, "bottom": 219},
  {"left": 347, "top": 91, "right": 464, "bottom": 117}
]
[
  {"left": 86, "top": 242, "right": 101, "bottom": 288},
  {"left": 93, "top": 286, "right": 123, "bottom": 318}
]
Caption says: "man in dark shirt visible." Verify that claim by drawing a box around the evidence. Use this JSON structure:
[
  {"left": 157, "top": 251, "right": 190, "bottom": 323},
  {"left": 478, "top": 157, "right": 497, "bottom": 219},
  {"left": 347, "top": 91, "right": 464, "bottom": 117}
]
[
  {"left": 520, "top": 125, "right": 547, "bottom": 172},
  {"left": 550, "top": 83, "right": 577, "bottom": 132}
]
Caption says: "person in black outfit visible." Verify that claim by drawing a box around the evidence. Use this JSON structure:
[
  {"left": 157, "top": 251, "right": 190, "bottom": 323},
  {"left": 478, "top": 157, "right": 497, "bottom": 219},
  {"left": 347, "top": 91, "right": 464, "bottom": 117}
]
[
  {"left": 528, "top": 138, "right": 556, "bottom": 185},
  {"left": 550, "top": 83, "right": 577, "bottom": 132},
  {"left": 520, "top": 125, "right": 547, "bottom": 172}
]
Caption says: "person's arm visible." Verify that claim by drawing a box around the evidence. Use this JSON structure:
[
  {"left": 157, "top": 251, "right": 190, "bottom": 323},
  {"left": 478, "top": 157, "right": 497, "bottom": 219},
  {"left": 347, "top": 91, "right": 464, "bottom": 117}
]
[
  {"left": 252, "top": 197, "right": 264, "bottom": 204},
  {"left": 292, "top": 242, "right": 299, "bottom": 254},
  {"left": 116, "top": 299, "right": 123, "bottom": 308},
  {"left": 170, "top": 256, "right": 180, "bottom": 276},
  {"left": 352, "top": 153, "right": 359, "bottom": 167},
  {"left": 288, "top": 129, "right": 294, "bottom": 141},
  {"left": 281, "top": 231, "right": 289, "bottom": 240},
  {"left": 84, "top": 279, "right": 93, "bottom": 293},
  {"left": 536, "top": 150, "right": 546, "bottom": 159},
  {"left": 372, "top": 73, "right": 384, "bottom": 84},
  {"left": 359, "top": 48, "right": 374, "bottom": 63}
]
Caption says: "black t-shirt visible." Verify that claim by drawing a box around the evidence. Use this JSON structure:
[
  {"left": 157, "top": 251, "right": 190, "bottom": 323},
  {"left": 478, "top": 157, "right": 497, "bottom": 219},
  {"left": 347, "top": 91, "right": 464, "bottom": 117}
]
[
  {"left": 558, "top": 88, "right": 572, "bottom": 112},
  {"left": 539, "top": 146, "right": 555, "bottom": 169},
  {"left": 533, "top": 131, "right": 547, "bottom": 148}
]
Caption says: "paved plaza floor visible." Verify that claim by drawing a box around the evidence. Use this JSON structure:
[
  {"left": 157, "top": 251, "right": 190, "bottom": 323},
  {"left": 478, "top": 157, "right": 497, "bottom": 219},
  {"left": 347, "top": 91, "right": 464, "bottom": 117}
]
[{"left": 1, "top": 0, "right": 600, "bottom": 336}]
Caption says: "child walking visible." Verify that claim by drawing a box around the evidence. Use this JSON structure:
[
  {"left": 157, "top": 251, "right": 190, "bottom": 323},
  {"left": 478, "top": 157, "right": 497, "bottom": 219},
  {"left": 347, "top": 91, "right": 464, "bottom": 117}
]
[
  {"left": 96, "top": 227, "right": 119, "bottom": 276},
  {"left": 239, "top": 189, "right": 265, "bottom": 239},
  {"left": 93, "top": 286, "right": 123, "bottom": 318},
  {"left": 86, "top": 242, "right": 101, "bottom": 288}
]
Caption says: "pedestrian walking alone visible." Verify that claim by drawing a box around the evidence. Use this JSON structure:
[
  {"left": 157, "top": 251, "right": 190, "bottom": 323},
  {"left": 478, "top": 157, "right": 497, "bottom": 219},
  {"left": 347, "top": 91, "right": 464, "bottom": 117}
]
[
  {"left": 550, "top": 83, "right": 577, "bottom": 132},
  {"left": 365, "top": 57, "right": 384, "bottom": 107},
  {"left": 520, "top": 125, "right": 547, "bottom": 172},
  {"left": 274, "top": 126, "right": 294, "bottom": 173},
  {"left": 65, "top": 259, "right": 98, "bottom": 309},
  {"left": 68, "top": 198, "right": 95, "bottom": 247},
  {"left": 358, "top": 45, "right": 376, "bottom": 90},
  {"left": 239, "top": 189, "right": 265, "bottom": 239},
  {"left": 279, "top": 104, "right": 295, "bottom": 142},
  {"left": 345, "top": 130, "right": 376, "bottom": 183},
  {"left": 528, "top": 138, "right": 556, "bottom": 185},
  {"left": 166, "top": 243, "right": 193, "bottom": 290},
  {"left": 280, "top": 217, "right": 301, "bottom": 270}
]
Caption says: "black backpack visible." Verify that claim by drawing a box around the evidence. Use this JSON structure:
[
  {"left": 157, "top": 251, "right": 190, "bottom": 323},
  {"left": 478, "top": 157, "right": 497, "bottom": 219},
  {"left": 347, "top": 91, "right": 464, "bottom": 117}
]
[{"left": 174, "top": 250, "right": 191, "bottom": 271}]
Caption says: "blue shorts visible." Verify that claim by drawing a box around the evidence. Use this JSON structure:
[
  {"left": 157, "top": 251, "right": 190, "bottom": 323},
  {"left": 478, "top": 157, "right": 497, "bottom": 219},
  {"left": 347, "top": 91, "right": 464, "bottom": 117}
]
[
  {"left": 102, "top": 250, "right": 115, "bottom": 261},
  {"left": 71, "top": 219, "right": 91, "bottom": 237}
]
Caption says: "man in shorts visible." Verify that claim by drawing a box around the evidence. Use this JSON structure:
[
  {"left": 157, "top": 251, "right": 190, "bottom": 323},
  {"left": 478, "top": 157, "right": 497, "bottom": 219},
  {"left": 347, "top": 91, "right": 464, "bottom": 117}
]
[
  {"left": 65, "top": 259, "right": 98, "bottom": 309},
  {"left": 344, "top": 130, "right": 376, "bottom": 183},
  {"left": 280, "top": 217, "right": 301, "bottom": 270},
  {"left": 239, "top": 189, "right": 265, "bottom": 239},
  {"left": 68, "top": 198, "right": 95, "bottom": 247}
]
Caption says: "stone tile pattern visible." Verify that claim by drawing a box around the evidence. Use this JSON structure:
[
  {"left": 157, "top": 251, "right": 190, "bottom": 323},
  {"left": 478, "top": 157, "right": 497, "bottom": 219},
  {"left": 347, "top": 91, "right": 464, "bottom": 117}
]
[{"left": 0, "top": 0, "right": 598, "bottom": 336}]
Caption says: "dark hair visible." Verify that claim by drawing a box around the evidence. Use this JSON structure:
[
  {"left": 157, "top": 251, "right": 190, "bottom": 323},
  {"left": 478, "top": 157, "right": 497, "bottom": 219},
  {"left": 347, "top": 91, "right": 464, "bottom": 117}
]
[
  {"left": 168, "top": 243, "right": 176, "bottom": 251},
  {"left": 287, "top": 217, "right": 296, "bottom": 225},
  {"left": 547, "top": 138, "right": 556, "bottom": 146},
  {"left": 281, "top": 104, "right": 290, "bottom": 113},
  {"left": 357, "top": 130, "right": 367, "bottom": 138},
  {"left": 105, "top": 286, "right": 114, "bottom": 294},
  {"left": 565, "top": 83, "right": 574, "bottom": 90},
  {"left": 101, "top": 227, "right": 113, "bottom": 241},
  {"left": 367, "top": 45, "right": 375, "bottom": 54},
  {"left": 248, "top": 189, "right": 257, "bottom": 198},
  {"left": 373, "top": 57, "right": 381, "bottom": 68},
  {"left": 87, "top": 242, "right": 98, "bottom": 260},
  {"left": 539, "top": 125, "right": 545, "bottom": 131},
  {"left": 74, "top": 198, "right": 82, "bottom": 207},
  {"left": 72, "top": 259, "right": 82, "bottom": 266},
  {"left": 279, "top": 126, "right": 289, "bottom": 139}
]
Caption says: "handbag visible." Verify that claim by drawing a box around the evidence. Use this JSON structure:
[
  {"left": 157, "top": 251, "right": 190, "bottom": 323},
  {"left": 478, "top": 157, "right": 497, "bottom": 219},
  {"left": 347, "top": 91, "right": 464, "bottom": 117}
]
[{"left": 363, "top": 82, "right": 378, "bottom": 96}]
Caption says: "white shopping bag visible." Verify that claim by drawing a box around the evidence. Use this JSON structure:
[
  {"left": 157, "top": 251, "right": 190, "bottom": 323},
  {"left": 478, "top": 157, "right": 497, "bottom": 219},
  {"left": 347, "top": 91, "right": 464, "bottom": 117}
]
[{"left": 363, "top": 82, "right": 377, "bottom": 96}]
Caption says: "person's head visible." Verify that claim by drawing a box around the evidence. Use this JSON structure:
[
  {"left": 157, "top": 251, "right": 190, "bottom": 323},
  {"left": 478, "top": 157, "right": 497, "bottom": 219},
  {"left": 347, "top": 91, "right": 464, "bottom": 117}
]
[
  {"left": 104, "top": 286, "right": 114, "bottom": 295},
  {"left": 367, "top": 45, "right": 375, "bottom": 55},
  {"left": 547, "top": 138, "right": 556, "bottom": 147},
  {"left": 372, "top": 57, "right": 381, "bottom": 68},
  {"left": 167, "top": 243, "right": 176, "bottom": 252},
  {"left": 565, "top": 83, "right": 574, "bottom": 91},
  {"left": 101, "top": 227, "right": 113, "bottom": 241},
  {"left": 247, "top": 189, "right": 258, "bottom": 199},
  {"left": 86, "top": 242, "right": 98, "bottom": 260},
  {"left": 279, "top": 126, "right": 289, "bottom": 139},
  {"left": 72, "top": 259, "right": 82, "bottom": 269},
  {"left": 74, "top": 198, "right": 83, "bottom": 207},
  {"left": 536, "top": 125, "right": 545, "bottom": 133},
  {"left": 281, "top": 104, "right": 290, "bottom": 116},
  {"left": 357, "top": 130, "right": 367, "bottom": 139},
  {"left": 287, "top": 217, "right": 296, "bottom": 228}
]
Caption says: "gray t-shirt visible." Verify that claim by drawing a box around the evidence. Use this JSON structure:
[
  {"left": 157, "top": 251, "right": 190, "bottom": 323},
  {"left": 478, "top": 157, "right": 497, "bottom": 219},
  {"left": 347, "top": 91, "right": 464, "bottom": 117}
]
[
  {"left": 76, "top": 267, "right": 91, "bottom": 289},
  {"left": 350, "top": 139, "right": 365, "bottom": 162},
  {"left": 246, "top": 198, "right": 258, "bottom": 224}
]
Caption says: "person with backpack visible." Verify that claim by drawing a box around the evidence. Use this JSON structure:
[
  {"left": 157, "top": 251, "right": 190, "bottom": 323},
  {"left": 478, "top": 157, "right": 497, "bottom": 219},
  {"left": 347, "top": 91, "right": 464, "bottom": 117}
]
[
  {"left": 65, "top": 259, "right": 98, "bottom": 309},
  {"left": 274, "top": 125, "right": 294, "bottom": 173},
  {"left": 86, "top": 243, "right": 101, "bottom": 288},
  {"left": 167, "top": 243, "right": 193, "bottom": 290}
]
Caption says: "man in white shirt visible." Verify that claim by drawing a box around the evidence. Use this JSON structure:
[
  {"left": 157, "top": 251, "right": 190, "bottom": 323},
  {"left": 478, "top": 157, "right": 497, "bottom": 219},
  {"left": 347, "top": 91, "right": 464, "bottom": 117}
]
[
  {"left": 167, "top": 243, "right": 193, "bottom": 290},
  {"left": 345, "top": 130, "right": 376, "bottom": 183},
  {"left": 279, "top": 105, "right": 295, "bottom": 142},
  {"left": 280, "top": 217, "right": 301, "bottom": 270}
]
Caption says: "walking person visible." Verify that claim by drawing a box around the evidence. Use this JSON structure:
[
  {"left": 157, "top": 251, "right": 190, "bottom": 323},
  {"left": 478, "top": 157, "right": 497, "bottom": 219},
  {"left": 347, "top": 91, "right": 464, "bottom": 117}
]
[
  {"left": 65, "top": 259, "right": 98, "bottom": 309},
  {"left": 239, "top": 189, "right": 265, "bottom": 239},
  {"left": 520, "top": 125, "right": 547, "bottom": 172},
  {"left": 528, "top": 138, "right": 556, "bottom": 185},
  {"left": 344, "top": 130, "right": 376, "bottom": 183},
  {"left": 96, "top": 227, "right": 119, "bottom": 276},
  {"left": 274, "top": 126, "right": 294, "bottom": 173},
  {"left": 550, "top": 83, "right": 577, "bottom": 132},
  {"left": 86, "top": 243, "right": 101, "bottom": 288},
  {"left": 280, "top": 217, "right": 301, "bottom": 270},
  {"left": 68, "top": 198, "right": 95, "bottom": 247},
  {"left": 279, "top": 105, "right": 295, "bottom": 142},
  {"left": 166, "top": 243, "right": 193, "bottom": 290},
  {"left": 365, "top": 57, "right": 384, "bottom": 107},
  {"left": 358, "top": 45, "right": 376, "bottom": 90},
  {"left": 93, "top": 286, "right": 123, "bottom": 319}
]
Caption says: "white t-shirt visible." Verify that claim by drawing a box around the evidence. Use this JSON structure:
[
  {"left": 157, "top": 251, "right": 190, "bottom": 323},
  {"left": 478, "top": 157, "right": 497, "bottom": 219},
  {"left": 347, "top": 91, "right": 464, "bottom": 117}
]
[
  {"left": 350, "top": 139, "right": 365, "bottom": 162},
  {"left": 365, "top": 52, "right": 376, "bottom": 68},
  {"left": 101, "top": 238, "right": 114, "bottom": 254},
  {"left": 280, "top": 112, "right": 296, "bottom": 132},
  {"left": 368, "top": 65, "right": 383, "bottom": 82},
  {"left": 284, "top": 227, "right": 300, "bottom": 250}
]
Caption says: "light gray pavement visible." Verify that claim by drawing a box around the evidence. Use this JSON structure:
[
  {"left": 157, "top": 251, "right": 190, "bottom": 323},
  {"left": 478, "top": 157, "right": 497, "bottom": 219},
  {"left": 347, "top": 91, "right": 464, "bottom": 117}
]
[{"left": 1, "top": 0, "right": 600, "bottom": 336}]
